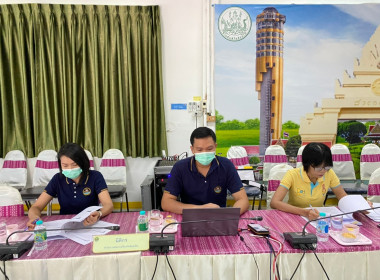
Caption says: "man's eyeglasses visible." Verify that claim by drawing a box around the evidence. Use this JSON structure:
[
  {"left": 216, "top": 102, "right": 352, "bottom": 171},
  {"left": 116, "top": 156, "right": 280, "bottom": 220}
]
[{"left": 313, "top": 166, "right": 332, "bottom": 172}]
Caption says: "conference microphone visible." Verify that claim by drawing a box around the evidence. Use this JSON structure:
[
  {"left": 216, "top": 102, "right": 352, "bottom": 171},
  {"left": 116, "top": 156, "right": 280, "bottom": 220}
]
[
  {"left": 149, "top": 216, "right": 263, "bottom": 253},
  {"left": 0, "top": 224, "right": 120, "bottom": 260},
  {"left": 283, "top": 205, "right": 380, "bottom": 249}
]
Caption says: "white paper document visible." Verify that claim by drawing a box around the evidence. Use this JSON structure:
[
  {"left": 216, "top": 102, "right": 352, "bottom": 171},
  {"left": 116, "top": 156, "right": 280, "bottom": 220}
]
[
  {"left": 43, "top": 206, "right": 119, "bottom": 245},
  {"left": 366, "top": 202, "right": 380, "bottom": 222}
]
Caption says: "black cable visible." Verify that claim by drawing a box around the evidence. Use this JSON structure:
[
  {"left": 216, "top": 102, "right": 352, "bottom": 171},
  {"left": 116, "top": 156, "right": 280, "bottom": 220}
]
[
  {"left": 289, "top": 249, "right": 306, "bottom": 280},
  {"left": 266, "top": 237, "right": 281, "bottom": 280},
  {"left": 165, "top": 252, "right": 177, "bottom": 280},
  {"left": 0, "top": 259, "right": 10, "bottom": 280},
  {"left": 151, "top": 251, "right": 159, "bottom": 280},
  {"left": 312, "top": 249, "right": 330, "bottom": 280},
  {"left": 237, "top": 231, "right": 260, "bottom": 280},
  {"left": 266, "top": 237, "right": 272, "bottom": 280}
]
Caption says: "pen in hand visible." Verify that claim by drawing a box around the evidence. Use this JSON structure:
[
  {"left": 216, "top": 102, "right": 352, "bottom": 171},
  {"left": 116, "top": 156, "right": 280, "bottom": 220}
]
[{"left": 25, "top": 218, "right": 40, "bottom": 231}]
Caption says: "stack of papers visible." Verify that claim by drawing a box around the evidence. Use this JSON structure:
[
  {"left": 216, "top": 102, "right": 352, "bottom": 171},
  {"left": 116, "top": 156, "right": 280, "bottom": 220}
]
[
  {"left": 42, "top": 206, "right": 119, "bottom": 245},
  {"left": 366, "top": 203, "right": 380, "bottom": 222}
]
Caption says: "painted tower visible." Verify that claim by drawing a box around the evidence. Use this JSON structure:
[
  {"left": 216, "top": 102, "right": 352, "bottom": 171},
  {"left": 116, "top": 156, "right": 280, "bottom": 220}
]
[{"left": 256, "top": 7, "right": 286, "bottom": 155}]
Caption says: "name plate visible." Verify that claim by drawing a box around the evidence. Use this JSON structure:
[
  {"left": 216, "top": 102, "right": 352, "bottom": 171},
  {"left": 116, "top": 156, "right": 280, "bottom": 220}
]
[{"left": 92, "top": 233, "right": 149, "bottom": 253}]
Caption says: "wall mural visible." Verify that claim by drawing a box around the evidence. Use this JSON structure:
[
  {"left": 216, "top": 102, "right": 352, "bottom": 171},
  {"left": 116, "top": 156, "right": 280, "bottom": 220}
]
[{"left": 214, "top": 4, "right": 380, "bottom": 174}]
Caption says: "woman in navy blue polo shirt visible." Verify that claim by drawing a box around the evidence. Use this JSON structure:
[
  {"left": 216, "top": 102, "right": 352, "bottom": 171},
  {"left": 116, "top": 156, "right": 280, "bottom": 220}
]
[{"left": 27, "top": 143, "right": 113, "bottom": 228}]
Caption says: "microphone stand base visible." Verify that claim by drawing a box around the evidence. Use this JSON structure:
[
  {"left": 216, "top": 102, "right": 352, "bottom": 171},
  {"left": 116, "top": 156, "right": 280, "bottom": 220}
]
[
  {"left": 283, "top": 232, "right": 318, "bottom": 249},
  {"left": 0, "top": 241, "right": 34, "bottom": 260},
  {"left": 149, "top": 234, "right": 175, "bottom": 254}
]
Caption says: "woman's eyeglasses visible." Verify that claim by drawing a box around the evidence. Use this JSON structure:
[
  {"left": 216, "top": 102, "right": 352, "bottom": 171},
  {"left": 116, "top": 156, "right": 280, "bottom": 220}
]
[{"left": 313, "top": 166, "right": 332, "bottom": 172}]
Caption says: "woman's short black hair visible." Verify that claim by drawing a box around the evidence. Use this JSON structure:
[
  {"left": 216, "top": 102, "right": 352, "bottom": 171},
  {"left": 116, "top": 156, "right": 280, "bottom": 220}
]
[
  {"left": 190, "top": 127, "right": 217, "bottom": 146},
  {"left": 57, "top": 143, "right": 90, "bottom": 179},
  {"left": 302, "top": 142, "right": 333, "bottom": 172}
]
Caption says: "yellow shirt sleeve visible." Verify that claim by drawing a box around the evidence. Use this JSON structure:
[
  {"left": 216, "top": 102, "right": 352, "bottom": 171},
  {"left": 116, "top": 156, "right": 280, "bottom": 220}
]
[
  {"left": 328, "top": 169, "right": 341, "bottom": 189},
  {"left": 279, "top": 169, "right": 294, "bottom": 190}
]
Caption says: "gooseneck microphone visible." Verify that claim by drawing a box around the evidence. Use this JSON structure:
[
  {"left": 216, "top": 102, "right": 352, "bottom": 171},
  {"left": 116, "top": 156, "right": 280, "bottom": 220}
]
[
  {"left": 0, "top": 225, "right": 120, "bottom": 259},
  {"left": 284, "top": 205, "right": 380, "bottom": 249},
  {"left": 149, "top": 216, "right": 263, "bottom": 253}
]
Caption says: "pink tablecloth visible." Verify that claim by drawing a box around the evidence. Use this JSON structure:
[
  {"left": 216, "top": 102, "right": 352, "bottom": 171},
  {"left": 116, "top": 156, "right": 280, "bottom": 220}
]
[{"left": 2, "top": 209, "right": 380, "bottom": 261}]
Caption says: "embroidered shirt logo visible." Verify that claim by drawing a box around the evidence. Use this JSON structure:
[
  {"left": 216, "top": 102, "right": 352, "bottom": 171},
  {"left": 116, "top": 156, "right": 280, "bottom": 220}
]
[
  {"left": 296, "top": 188, "right": 305, "bottom": 196},
  {"left": 214, "top": 186, "right": 222, "bottom": 194},
  {"left": 83, "top": 187, "right": 91, "bottom": 196}
]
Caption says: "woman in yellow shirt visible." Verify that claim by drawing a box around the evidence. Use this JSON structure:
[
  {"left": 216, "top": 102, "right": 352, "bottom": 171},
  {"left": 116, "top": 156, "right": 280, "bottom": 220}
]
[{"left": 270, "top": 143, "right": 347, "bottom": 220}]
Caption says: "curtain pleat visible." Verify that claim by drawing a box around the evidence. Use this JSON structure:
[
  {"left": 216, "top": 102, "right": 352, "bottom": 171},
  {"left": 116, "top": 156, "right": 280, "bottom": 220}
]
[{"left": 0, "top": 4, "right": 167, "bottom": 158}]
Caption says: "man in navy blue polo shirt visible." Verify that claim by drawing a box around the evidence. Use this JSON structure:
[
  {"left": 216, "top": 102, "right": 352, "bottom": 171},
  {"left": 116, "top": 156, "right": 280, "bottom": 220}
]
[{"left": 161, "top": 127, "right": 249, "bottom": 214}]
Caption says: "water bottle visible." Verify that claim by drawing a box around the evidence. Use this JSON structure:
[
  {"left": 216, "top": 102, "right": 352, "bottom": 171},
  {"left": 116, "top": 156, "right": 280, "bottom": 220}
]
[
  {"left": 137, "top": 211, "right": 149, "bottom": 232},
  {"left": 316, "top": 212, "right": 329, "bottom": 242},
  {"left": 34, "top": 220, "right": 48, "bottom": 251}
]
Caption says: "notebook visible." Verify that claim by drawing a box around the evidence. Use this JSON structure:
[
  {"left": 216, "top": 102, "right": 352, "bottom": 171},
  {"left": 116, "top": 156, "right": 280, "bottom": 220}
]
[{"left": 181, "top": 208, "right": 240, "bottom": 237}]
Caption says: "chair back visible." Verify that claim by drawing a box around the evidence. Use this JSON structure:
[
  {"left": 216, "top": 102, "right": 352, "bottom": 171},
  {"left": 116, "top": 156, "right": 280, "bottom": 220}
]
[
  {"left": 263, "top": 145, "right": 287, "bottom": 181},
  {"left": 99, "top": 149, "right": 127, "bottom": 186},
  {"left": 296, "top": 145, "right": 306, "bottom": 168},
  {"left": 32, "top": 150, "right": 59, "bottom": 188},
  {"left": 0, "top": 150, "right": 27, "bottom": 190},
  {"left": 85, "top": 149, "right": 95, "bottom": 170},
  {"left": 266, "top": 164, "right": 293, "bottom": 209},
  {"left": 331, "top": 144, "right": 356, "bottom": 180},
  {"left": 227, "top": 146, "right": 250, "bottom": 168},
  {"left": 360, "top": 144, "right": 380, "bottom": 181},
  {"left": 368, "top": 167, "right": 380, "bottom": 203},
  {"left": 0, "top": 185, "right": 24, "bottom": 216}
]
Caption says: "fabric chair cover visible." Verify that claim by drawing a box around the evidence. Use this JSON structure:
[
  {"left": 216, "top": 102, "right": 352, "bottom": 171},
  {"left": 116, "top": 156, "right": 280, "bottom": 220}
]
[
  {"left": 266, "top": 164, "right": 293, "bottom": 209},
  {"left": 85, "top": 149, "right": 95, "bottom": 170},
  {"left": 296, "top": 145, "right": 306, "bottom": 168},
  {"left": 32, "top": 150, "right": 59, "bottom": 188},
  {"left": 360, "top": 144, "right": 380, "bottom": 181},
  {"left": 367, "top": 167, "right": 380, "bottom": 203},
  {"left": 0, "top": 185, "right": 24, "bottom": 216},
  {"left": 263, "top": 145, "right": 287, "bottom": 181},
  {"left": 227, "top": 146, "right": 250, "bottom": 168},
  {"left": 99, "top": 149, "right": 127, "bottom": 211},
  {"left": 0, "top": 150, "right": 27, "bottom": 190},
  {"left": 331, "top": 144, "right": 356, "bottom": 180}
]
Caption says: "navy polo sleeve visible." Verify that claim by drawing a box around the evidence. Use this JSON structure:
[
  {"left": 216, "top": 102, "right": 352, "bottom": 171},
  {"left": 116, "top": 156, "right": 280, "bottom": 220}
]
[
  {"left": 224, "top": 159, "right": 243, "bottom": 194},
  {"left": 92, "top": 171, "right": 108, "bottom": 194},
  {"left": 164, "top": 162, "right": 183, "bottom": 197},
  {"left": 44, "top": 173, "right": 60, "bottom": 197}
]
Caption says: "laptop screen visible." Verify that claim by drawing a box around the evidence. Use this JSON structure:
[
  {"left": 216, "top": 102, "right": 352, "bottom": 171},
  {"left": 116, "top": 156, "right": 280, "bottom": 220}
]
[{"left": 181, "top": 208, "right": 240, "bottom": 237}]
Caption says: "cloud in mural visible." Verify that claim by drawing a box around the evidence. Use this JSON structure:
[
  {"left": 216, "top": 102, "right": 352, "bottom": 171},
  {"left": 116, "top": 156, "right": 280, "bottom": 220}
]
[{"left": 214, "top": 4, "right": 380, "bottom": 124}]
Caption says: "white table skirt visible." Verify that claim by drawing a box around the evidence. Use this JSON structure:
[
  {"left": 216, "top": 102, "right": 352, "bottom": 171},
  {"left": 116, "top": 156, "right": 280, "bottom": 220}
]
[{"left": 140, "top": 250, "right": 380, "bottom": 280}]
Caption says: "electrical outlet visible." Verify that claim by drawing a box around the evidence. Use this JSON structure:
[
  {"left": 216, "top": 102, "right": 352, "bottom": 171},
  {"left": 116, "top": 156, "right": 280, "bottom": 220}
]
[{"left": 207, "top": 116, "right": 216, "bottom": 122}]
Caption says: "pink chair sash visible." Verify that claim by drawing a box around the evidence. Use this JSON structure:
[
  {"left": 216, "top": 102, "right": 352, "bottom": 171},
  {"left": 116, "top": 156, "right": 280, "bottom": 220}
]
[
  {"left": 368, "top": 184, "right": 380, "bottom": 196},
  {"left": 89, "top": 160, "right": 94, "bottom": 168},
  {"left": 35, "top": 160, "right": 59, "bottom": 169},
  {"left": 2, "top": 160, "right": 27, "bottom": 168},
  {"left": 361, "top": 154, "right": 380, "bottom": 162},
  {"left": 100, "top": 159, "right": 126, "bottom": 167},
  {"left": 0, "top": 204, "right": 24, "bottom": 217},
  {"left": 297, "top": 155, "right": 302, "bottom": 162},
  {"left": 230, "top": 157, "right": 249, "bottom": 166},
  {"left": 264, "top": 155, "right": 287, "bottom": 163},
  {"left": 332, "top": 154, "right": 352, "bottom": 162},
  {"left": 268, "top": 180, "right": 281, "bottom": 191}
]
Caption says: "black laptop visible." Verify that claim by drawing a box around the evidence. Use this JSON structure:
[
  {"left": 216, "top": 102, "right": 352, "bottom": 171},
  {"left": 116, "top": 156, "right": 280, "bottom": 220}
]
[{"left": 181, "top": 208, "right": 240, "bottom": 237}]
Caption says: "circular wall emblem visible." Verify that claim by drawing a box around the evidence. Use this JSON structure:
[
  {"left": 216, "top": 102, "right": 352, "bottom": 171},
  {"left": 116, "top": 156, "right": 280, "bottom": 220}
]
[
  {"left": 218, "top": 7, "right": 252, "bottom": 41},
  {"left": 371, "top": 78, "right": 380, "bottom": 96}
]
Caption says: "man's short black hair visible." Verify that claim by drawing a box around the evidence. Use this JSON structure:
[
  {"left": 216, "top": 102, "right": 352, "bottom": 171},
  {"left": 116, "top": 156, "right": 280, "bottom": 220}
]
[
  {"left": 302, "top": 142, "right": 333, "bottom": 172},
  {"left": 57, "top": 143, "right": 90, "bottom": 180},
  {"left": 190, "top": 127, "right": 216, "bottom": 146}
]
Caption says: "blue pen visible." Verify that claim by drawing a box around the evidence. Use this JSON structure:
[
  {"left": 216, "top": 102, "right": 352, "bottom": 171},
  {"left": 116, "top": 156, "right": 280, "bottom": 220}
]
[{"left": 24, "top": 218, "right": 40, "bottom": 231}]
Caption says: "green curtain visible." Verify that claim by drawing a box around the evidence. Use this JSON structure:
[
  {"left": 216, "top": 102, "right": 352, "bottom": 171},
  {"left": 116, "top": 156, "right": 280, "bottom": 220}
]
[{"left": 0, "top": 4, "right": 167, "bottom": 158}]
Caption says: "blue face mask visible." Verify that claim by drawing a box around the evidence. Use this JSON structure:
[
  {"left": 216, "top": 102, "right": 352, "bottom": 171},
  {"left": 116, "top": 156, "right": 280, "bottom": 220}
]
[
  {"left": 195, "top": 152, "right": 215, "bottom": 166},
  {"left": 62, "top": 167, "right": 83, "bottom": 180}
]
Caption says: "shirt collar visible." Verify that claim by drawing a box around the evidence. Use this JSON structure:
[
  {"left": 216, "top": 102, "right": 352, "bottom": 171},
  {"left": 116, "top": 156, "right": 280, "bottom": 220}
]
[
  {"left": 65, "top": 174, "right": 89, "bottom": 185},
  {"left": 300, "top": 166, "right": 325, "bottom": 183},
  {"left": 190, "top": 156, "right": 219, "bottom": 173}
]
